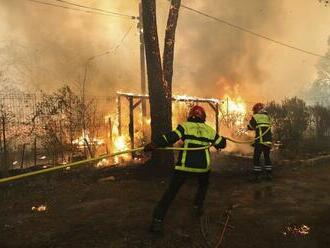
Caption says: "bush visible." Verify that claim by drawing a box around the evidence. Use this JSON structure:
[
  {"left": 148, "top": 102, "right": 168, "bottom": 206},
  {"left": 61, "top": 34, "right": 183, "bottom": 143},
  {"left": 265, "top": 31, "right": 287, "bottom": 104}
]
[
  {"left": 266, "top": 97, "right": 309, "bottom": 148},
  {"left": 309, "top": 104, "right": 330, "bottom": 138}
]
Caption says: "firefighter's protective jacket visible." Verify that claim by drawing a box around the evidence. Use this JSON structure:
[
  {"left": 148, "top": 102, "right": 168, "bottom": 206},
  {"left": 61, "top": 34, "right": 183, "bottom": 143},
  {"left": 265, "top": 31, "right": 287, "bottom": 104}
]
[
  {"left": 247, "top": 110, "right": 272, "bottom": 146},
  {"left": 154, "top": 121, "right": 226, "bottom": 173}
]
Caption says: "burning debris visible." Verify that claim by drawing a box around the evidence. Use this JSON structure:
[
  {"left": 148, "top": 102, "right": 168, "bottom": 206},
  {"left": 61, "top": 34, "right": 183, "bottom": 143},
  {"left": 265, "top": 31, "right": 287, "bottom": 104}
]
[
  {"left": 72, "top": 133, "right": 105, "bottom": 148},
  {"left": 98, "top": 176, "right": 116, "bottom": 182},
  {"left": 31, "top": 205, "right": 47, "bottom": 212},
  {"left": 282, "top": 224, "right": 311, "bottom": 236},
  {"left": 96, "top": 158, "right": 111, "bottom": 167}
]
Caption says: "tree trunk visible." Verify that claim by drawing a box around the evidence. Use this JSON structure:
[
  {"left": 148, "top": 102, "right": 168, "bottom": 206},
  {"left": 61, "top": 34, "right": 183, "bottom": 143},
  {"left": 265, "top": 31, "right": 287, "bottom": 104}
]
[
  {"left": 142, "top": 0, "right": 173, "bottom": 168},
  {"left": 163, "top": 0, "right": 181, "bottom": 97}
]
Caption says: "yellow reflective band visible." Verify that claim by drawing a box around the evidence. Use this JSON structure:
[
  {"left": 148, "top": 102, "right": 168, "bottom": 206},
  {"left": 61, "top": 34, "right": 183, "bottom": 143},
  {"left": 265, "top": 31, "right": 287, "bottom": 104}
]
[
  {"left": 175, "top": 166, "right": 210, "bottom": 173},
  {"left": 205, "top": 149, "right": 210, "bottom": 169},
  {"left": 174, "top": 129, "right": 182, "bottom": 138},
  {"left": 180, "top": 122, "right": 216, "bottom": 140},
  {"left": 253, "top": 114, "right": 271, "bottom": 125},
  {"left": 162, "top": 135, "right": 168, "bottom": 143},
  {"left": 260, "top": 141, "right": 272, "bottom": 145},
  {"left": 214, "top": 136, "right": 223, "bottom": 145},
  {"left": 256, "top": 124, "right": 271, "bottom": 128},
  {"left": 181, "top": 141, "right": 189, "bottom": 166},
  {"left": 185, "top": 139, "right": 209, "bottom": 146},
  {"left": 259, "top": 127, "right": 263, "bottom": 143}
]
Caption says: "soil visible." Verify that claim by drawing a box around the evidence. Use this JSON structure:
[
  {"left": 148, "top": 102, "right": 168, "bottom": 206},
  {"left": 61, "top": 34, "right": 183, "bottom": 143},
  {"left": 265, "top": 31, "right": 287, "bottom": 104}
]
[{"left": 1, "top": 154, "right": 330, "bottom": 248}]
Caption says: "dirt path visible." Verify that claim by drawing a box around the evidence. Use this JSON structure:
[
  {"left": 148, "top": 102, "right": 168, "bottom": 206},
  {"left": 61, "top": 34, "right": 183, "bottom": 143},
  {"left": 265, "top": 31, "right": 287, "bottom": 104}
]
[{"left": 1, "top": 158, "right": 330, "bottom": 248}]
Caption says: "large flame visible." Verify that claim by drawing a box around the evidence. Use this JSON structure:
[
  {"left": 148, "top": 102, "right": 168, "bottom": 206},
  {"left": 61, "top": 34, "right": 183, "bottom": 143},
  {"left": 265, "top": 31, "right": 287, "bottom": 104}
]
[
  {"left": 221, "top": 95, "right": 247, "bottom": 127},
  {"left": 113, "top": 135, "right": 128, "bottom": 151}
]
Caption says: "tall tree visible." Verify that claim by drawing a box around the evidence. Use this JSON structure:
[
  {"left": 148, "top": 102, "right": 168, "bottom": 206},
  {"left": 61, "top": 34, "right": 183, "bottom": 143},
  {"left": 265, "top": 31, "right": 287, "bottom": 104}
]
[
  {"left": 142, "top": 0, "right": 181, "bottom": 167},
  {"left": 307, "top": 37, "right": 330, "bottom": 106}
]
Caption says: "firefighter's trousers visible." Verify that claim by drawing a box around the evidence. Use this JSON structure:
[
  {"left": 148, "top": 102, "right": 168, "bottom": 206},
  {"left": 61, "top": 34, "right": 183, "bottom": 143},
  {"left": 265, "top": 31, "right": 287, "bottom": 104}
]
[
  {"left": 153, "top": 170, "right": 210, "bottom": 221},
  {"left": 253, "top": 143, "right": 272, "bottom": 173}
]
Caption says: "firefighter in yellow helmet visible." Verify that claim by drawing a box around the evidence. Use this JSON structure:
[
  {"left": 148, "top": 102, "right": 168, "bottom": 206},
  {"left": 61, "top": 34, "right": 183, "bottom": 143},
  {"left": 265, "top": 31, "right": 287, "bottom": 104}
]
[
  {"left": 144, "top": 105, "right": 227, "bottom": 234},
  {"left": 248, "top": 103, "right": 272, "bottom": 182}
]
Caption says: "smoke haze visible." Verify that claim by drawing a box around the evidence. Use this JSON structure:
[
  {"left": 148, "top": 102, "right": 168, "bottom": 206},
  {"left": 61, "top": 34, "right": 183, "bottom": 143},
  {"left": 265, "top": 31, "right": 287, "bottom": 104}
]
[{"left": 0, "top": 0, "right": 329, "bottom": 101}]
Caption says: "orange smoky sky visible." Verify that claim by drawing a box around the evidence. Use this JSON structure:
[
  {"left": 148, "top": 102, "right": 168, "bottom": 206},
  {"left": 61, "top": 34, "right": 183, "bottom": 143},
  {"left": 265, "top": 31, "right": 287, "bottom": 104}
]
[{"left": 0, "top": 0, "right": 329, "bottom": 101}]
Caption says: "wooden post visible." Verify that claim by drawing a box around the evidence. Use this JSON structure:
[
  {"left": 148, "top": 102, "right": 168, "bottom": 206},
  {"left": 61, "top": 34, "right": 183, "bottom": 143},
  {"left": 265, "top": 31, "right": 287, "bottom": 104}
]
[
  {"left": 34, "top": 137, "right": 37, "bottom": 167},
  {"left": 216, "top": 102, "right": 219, "bottom": 134},
  {"left": 139, "top": 2, "right": 147, "bottom": 139},
  {"left": 117, "top": 95, "right": 122, "bottom": 136},
  {"left": 128, "top": 97, "right": 134, "bottom": 151},
  {"left": 108, "top": 117, "right": 113, "bottom": 149},
  {"left": 84, "top": 138, "right": 93, "bottom": 158},
  {"left": 20, "top": 143, "right": 26, "bottom": 169}
]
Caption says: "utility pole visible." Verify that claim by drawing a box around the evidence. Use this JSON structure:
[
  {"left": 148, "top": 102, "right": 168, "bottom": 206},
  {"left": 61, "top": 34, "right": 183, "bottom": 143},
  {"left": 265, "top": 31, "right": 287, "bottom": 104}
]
[{"left": 138, "top": 1, "right": 147, "bottom": 139}]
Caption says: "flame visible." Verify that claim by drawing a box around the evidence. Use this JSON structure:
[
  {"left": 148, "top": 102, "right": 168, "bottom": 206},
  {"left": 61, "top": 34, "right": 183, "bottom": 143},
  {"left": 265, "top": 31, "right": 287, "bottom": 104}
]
[
  {"left": 72, "top": 132, "right": 105, "bottom": 148},
  {"left": 113, "top": 136, "right": 128, "bottom": 151},
  {"left": 224, "top": 95, "right": 247, "bottom": 115},
  {"left": 31, "top": 205, "right": 47, "bottom": 212},
  {"left": 221, "top": 95, "right": 247, "bottom": 127}
]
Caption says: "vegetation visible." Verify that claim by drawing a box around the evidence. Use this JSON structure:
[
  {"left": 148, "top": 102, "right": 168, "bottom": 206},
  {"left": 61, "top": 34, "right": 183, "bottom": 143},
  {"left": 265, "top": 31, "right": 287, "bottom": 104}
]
[
  {"left": 267, "top": 97, "right": 330, "bottom": 156},
  {"left": 0, "top": 86, "right": 105, "bottom": 175}
]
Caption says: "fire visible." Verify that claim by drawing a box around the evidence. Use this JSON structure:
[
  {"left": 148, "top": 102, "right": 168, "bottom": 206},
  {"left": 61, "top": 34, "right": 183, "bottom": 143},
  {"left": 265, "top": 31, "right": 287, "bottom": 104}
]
[
  {"left": 72, "top": 132, "right": 105, "bottom": 148},
  {"left": 283, "top": 224, "right": 311, "bottom": 236},
  {"left": 113, "top": 136, "right": 128, "bottom": 151},
  {"left": 221, "top": 95, "right": 247, "bottom": 127},
  {"left": 31, "top": 205, "right": 47, "bottom": 212},
  {"left": 224, "top": 95, "right": 246, "bottom": 115}
]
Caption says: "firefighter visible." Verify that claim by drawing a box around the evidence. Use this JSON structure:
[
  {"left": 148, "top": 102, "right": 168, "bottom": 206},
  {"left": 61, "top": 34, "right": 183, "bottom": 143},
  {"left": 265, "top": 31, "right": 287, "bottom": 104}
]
[
  {"left": 247, "top": 103, "right": 272, "bottom": 182},
  {"left": 144, "top": 105, "right": 227, "bottom": 234}
]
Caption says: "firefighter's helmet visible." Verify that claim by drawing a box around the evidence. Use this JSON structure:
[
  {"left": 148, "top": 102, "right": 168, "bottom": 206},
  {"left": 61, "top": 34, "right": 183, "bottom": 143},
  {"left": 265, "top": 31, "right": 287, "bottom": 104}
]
[
  {"left": 252, "top": 103, "right": 265, "bottom": 114},
  {"left": 188, "top": 105, "right": 206, "bottom": 122}
]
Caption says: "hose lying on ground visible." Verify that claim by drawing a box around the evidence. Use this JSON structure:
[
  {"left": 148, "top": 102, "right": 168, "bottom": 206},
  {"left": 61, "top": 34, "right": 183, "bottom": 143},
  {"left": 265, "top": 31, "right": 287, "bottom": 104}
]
[{"left": 0, "top": 127, "right": 271, "bottom": 184}]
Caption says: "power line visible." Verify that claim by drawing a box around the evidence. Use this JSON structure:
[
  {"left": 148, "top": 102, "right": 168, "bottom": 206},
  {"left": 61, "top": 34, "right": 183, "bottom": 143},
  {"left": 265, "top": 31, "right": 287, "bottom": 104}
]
[
  {"left": 86, "top": 24, "right": 134, "bottom": 64},
  {"left": 55, "top": 0, "right": 138, "bottom": 19},
  {"left": 111, "top": 24, "right": 134, "bottom": 53},
  {"left": 26, "top": 0, "right": 136, "bottom": 20},
  {"left": 180, "top": 3, "right": 329, "bottom": 60}
]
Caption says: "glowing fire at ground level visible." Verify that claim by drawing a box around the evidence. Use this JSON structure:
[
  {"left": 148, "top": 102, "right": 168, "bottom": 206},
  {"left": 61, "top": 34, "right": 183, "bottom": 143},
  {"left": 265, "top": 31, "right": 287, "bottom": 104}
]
[
  {"left": 95, "top": 92, "right": 250, "bottom": 166},
  {"left": 70, "top": 92, "right": 250, "bottom": 167}
]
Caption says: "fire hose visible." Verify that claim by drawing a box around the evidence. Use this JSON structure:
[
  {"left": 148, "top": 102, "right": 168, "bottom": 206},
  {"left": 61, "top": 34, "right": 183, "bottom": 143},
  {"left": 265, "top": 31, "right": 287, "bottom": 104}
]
[
  {"left": 200, "top": 204, "right": 238, "bottom": 248},
  {"left": 0, "top": 146, "right": 210, "bottom": 184},
  {"left": 223, "top": 126, "right": 271, "bottom": 144},
  {"left": 0, "top": 128, "right": 271, "bottom": 184}
]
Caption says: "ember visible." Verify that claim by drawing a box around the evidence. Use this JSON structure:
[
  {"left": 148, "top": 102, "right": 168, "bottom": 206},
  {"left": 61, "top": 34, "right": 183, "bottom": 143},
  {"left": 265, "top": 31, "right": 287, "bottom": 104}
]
[
  {"left": 282, "top": 224, "right": 311, "bottom": 236},
  {"left": 31, "top": 205, "right": 47, "bottom": 212}
]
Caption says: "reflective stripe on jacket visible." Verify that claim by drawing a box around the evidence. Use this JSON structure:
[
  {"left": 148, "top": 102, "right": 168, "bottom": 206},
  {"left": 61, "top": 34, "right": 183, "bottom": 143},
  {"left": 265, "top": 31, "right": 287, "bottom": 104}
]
[
  {"left": 247, "top": 112, "right": 272, "bottom": 145},
  {"left": 155, "top": 121, "right": 226, "bottom": 173}
]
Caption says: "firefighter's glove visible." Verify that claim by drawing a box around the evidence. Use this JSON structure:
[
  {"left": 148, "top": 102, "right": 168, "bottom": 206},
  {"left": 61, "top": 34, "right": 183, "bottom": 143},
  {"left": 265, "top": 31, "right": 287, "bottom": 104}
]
[
  {"left": 219, "top": 136, "right": 227, "bottom": 151},
  {"left": 215, "top": 137, "right": 227, "bottom": 151},
  {"left": 144, "top": 143, "right": 157, "bottom": 152}
]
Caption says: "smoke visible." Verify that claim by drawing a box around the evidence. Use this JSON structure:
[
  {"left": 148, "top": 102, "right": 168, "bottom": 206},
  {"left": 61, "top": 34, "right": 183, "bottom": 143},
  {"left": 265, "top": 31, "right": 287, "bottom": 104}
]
[
  {"left": 0, "top": 0, "right": 329, "bottom": 101},
  {"left": 0, "top": 0, "right": 139, "bottom": 95},
  {"left": 171, "top": 0, "right": 283, "bottom": 100}
]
